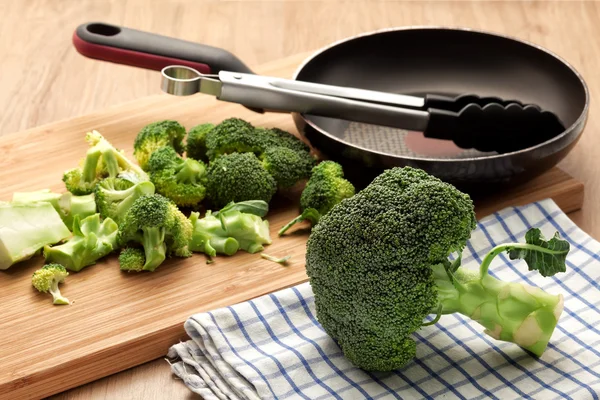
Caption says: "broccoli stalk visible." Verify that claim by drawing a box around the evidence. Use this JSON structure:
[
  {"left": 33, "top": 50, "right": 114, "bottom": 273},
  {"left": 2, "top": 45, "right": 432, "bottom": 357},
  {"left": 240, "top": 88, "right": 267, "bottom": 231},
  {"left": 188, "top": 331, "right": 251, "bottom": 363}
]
[
  {"left": 118, "top": 194, "right": 192, "bottom": 272},
  {"left": 43, "top": 214, "right": 119, "bottom": 272},
  {"left": 31, "top": 264, "right": 70, "bottom": 305},
  {"left": 63, "top": 130, "right": 148, "bottom": 195},
  {"left": 12, "top": 189, "right": 96, "bottom": 230}
]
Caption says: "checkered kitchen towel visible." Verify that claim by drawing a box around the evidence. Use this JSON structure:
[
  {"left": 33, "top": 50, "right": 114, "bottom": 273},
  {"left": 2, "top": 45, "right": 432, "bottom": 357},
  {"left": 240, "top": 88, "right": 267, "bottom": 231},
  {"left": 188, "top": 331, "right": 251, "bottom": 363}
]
[{"left": 167, "top": 199, "right": 600, "bottom": 400}]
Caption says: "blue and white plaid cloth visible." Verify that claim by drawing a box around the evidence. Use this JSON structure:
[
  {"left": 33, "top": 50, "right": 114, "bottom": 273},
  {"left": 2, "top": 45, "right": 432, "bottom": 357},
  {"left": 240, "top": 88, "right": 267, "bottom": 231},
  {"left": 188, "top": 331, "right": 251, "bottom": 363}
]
[{"left": 167, "top": 199, "right": 600, "bottom": 400}]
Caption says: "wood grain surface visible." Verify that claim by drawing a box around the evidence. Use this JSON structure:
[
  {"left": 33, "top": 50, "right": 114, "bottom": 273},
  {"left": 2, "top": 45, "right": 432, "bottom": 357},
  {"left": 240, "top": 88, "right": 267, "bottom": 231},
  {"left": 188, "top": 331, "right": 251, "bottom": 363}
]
[{"left": 0, "top": 1, "right": 595, "bottom": 399}]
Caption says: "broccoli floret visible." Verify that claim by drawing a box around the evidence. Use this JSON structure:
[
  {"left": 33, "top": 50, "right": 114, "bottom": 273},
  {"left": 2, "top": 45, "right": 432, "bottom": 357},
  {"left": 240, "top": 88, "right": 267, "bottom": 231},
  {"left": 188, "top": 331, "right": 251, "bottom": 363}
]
[
  {"left": 94, "top": 177, "right": 156, "bottom": 225},
  {"left": 279, "top": 161, "right": 355, "bottom": 235},
  {"left": 118, "top": 194, "right": 193, "bottom": 271},
  {"left": 133, "top": 120, "right": 186, "bottom": 170},
  {"left": 256, "top": 127, "right": 311, "bottom": 153},
  {"left": 32, "top": 264, "right": 70, "bottom": 305},
  {"left": 261, "top": 147, "right": 316, "bottom": 189},
  {"left": 186, "top": 123, "right": 214, "bottom": 162},
  {"left": 12, "top": 189, "right": 96, "bottom": 230},
  {"left": 44, "top": 214, "right": 119, "bottom": 272},
  {"left": 205, "top": 118, "right": 263, "bottom": 160},
  {"left": 0, "top": 202, "right": 71, "bottom": 270},
  {"left": 63, "top": 130, "right": 148, "bottom": 195},
  {"left": 305, "top": 166, "right": 568, "bottom": 371},
  {"left": 189, "top": 200, "right": 271, "bottom": 256},
  {"left": 119, "top": 247, "right": 146, "bottom": 272},
  {"left": 147, "top": 147, "right": 207, "bottom": 208},
  {"left": 206, "top": 153, "right": 277, "bottom": 209}
]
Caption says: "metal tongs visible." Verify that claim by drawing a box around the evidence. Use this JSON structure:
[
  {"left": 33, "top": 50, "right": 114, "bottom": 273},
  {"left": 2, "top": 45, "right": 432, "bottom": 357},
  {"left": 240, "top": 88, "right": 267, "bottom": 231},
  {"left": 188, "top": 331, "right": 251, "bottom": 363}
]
[{"left": 160, "top": 65, "right": 565, "bottom": 154}]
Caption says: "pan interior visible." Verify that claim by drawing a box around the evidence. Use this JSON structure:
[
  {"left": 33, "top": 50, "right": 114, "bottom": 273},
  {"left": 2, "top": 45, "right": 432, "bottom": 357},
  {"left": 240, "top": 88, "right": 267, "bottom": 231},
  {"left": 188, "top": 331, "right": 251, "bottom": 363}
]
[{"left": 296, "top": 29, "right": 586, "bottom": 160}]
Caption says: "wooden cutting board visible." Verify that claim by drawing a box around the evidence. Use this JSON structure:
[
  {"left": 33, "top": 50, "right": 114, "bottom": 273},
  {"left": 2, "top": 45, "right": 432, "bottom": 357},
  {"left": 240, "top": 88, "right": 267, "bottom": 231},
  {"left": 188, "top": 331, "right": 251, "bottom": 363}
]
[{"left": 0, "top": 52, "right": 584, "bottom": 400}]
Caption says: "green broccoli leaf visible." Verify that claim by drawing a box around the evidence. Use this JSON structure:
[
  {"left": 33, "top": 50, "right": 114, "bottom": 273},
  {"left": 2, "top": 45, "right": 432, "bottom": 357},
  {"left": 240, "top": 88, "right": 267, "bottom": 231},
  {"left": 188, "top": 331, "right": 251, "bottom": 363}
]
[
  {"left": 213, "top": 200, "right": 269, "bottom": 218},
  {"left": 507, "top": 228, "right": 569, "bottom": 277}
]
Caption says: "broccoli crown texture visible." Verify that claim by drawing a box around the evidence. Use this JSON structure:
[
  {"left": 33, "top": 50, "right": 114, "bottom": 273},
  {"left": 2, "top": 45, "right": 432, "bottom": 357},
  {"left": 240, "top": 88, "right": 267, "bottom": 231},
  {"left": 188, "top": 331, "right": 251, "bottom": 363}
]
[
  {"left": 300, "top": 161, "right": 355, "bottom": 214},
  {"left": 259, "top": 127, "right": 311, "bottom": 153},
  {"left": 118, "top": 194, "right": 192, "bottom": 271},
  {"left": 278, "top": 161, "right": 355, "bottom": 236},
  {"left": 119, "top": 247, "right": 146, "bottom": 272},
  {"left": 186, "top": 123, "right": 214, "bottom": 162},
  {"left": 133, "top": 120, "right": 186, "bottom": 170},
  {"left": 205, "top": 118, "right": 262, "bottom": 160},
  {"left": 63, "top": 130, "right": 148, "bottom": 195},
  {"left": 147, "top": 147, "right": 207, "bottom": 207},
  {"left": 31, "top": 263, "right": 70, "bottom": 305},
  {"left": 43, "top": 214, "right": 119, "bottom": 272},
  {"left": 206, "top": 152, "right": 277, "bottom": 209},
  {"left": 261, "top": 147, "right": 316, "bottom": 189},
  {"left": 94, "top": 177, "right": 156, "bottom": 225},
  {"left": 305, "top": 166, "right": 476, "bottom": 371}
]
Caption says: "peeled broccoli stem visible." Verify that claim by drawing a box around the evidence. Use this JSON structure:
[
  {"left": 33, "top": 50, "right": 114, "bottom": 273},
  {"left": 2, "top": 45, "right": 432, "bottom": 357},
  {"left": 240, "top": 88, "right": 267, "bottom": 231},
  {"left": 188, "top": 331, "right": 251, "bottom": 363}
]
[
  {"left": 436, "top": 248, "right": 564, "bottom": 356},
  {"left": 49, "top": 280, "right": 70, "bottom": 305},
  {"left": 141, "top": 227, "right": 167, "bottom": 271}
]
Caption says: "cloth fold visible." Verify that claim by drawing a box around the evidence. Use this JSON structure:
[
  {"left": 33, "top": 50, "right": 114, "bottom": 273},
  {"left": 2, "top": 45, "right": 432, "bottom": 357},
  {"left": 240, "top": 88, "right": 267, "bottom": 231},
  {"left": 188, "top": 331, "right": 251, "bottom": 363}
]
[{"left": 168, "top": 199, "right": 600, "bottom": 400}]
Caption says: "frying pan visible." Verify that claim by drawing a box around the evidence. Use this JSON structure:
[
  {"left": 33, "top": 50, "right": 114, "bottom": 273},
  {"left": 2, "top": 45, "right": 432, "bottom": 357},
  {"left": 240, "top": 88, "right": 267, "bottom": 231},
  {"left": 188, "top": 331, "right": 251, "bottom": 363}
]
[{"left": 73, "top": 22, "right": 589, "bottom": 189}]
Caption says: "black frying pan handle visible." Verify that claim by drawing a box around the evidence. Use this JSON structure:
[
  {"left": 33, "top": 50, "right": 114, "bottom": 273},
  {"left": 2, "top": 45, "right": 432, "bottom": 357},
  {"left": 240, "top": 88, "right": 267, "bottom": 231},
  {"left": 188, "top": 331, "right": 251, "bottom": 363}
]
[{"left": 73, "top": 22, "right": 254, "bottom": 74}]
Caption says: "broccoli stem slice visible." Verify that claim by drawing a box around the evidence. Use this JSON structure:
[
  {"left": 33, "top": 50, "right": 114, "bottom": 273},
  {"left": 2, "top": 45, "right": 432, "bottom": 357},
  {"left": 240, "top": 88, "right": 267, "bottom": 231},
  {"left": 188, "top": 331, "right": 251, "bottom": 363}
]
[
  {"left": 49, "top": 280, "right": 69, "bottom": 305},
  {"left": 141, "top": 227, "right": 167, "bottom": 271},
  {"left": 81, "top": 148, "right": 102, "bottom": 183},
  {"left": 209, "top": 236, "right": 239, "bottom": 256},
  {"left": 278, "top": 208, "right": 321, "bottom": 236},
  {"left": 434, "top": 264, "right": 564, "bottom": 356}
]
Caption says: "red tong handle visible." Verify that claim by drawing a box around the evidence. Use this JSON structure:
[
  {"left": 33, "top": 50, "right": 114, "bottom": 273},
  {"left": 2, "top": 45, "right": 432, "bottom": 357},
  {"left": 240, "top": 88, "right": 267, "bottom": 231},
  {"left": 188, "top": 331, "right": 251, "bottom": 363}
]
[{"left": 73, "top": 22, "right": 254, "bottom": 75}]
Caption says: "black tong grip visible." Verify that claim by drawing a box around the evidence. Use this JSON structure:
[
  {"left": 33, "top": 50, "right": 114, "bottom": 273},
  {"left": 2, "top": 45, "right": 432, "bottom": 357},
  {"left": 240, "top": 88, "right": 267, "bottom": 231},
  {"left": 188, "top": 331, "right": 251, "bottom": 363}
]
[{"left": 424, "top": 97, "right": 566, "bottom": 154}]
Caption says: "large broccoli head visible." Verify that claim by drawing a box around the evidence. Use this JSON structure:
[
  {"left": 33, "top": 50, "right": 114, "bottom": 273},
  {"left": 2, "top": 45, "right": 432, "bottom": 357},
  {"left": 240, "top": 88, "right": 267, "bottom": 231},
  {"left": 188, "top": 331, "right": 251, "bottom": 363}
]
[{"left": 305, "top": 166, "right": 476, "bottom": 371}]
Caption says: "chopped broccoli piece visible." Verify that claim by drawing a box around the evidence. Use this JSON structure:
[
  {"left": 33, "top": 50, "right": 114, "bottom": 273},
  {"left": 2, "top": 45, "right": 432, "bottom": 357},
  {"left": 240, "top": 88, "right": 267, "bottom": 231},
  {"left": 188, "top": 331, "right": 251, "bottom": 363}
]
[
  {"left": 147, "top": 147, "right": 207, "bottom": 208},
  {"left": 186, "top": 123, "right": 214, "bottom": 162},
  {"left": 44, "top": 214, "right": 119, "bottom": 272},
  {"left": 63, "top": 130, "right": 148, "bottom": 195},
  {"left": 260, "top": 253, "right": 291, "bottom": 265},
  {"left": 118, "top": 247, "right": 146, "bottom": 272},
  {"left": 12, "top": 189, "right": 96, "bottom": 230},
  {"left": 189, "top": 211, "right": 240, "bottom": 256},
  {"left": 261, "top": 147, "right": 316, "bottom": 189},
  {"left": 133, "top": 120, "right": 186, "bottom": 170},
  {"left": 94, "top": 177, "right": 156, "bottom": 225},
  {"left": 189, "top": 200, "right": 271, "bottom": 256},
  {"left": 205, "top": 118, "right": 263, "bottom": 160},
  {"left": 0, "top": 203, "right": 71, "bottom": 270},
  {"left": 279, "top": 161, "right": 355, "bottom": 235},
  {"left": 32, "top": 264, "right": 70, "bottom": 305},
  {"left": 206, "top": 152, "right": 277, "bottom": 209},
  {"left": 118, "top": 194, "right": 193, "bottom": 271},
  {"left": 305, "top": 166, "right": 568, "bottom": 371}
]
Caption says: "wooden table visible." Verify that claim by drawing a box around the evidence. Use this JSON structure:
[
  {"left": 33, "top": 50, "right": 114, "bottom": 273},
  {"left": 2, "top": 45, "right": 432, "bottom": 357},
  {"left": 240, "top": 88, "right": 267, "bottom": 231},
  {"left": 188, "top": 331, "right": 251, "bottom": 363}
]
[{"left": 0, "top": 1, "right": 596, "bottom": 398}]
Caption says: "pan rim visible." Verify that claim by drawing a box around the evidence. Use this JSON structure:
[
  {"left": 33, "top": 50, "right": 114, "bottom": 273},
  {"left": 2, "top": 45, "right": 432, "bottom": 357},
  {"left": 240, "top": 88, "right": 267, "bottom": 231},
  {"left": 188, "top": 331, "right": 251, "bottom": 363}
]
[{"left": 292, "top": 25, "right": 590, "bottom": 163}]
